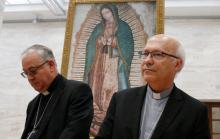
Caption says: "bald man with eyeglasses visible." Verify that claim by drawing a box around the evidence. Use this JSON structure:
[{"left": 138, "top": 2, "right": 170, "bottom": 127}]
[
  {"left": 95, "top": 34, "right": 210, "bottom": 139},
  {"left": 20, "top": 44, "right": 93, "bottom": 139}
]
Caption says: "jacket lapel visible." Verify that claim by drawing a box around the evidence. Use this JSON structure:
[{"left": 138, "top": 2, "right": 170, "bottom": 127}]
[
  {"left": 36, "top": 77, "right": 66, "bottom": 136},
  {"left": 22, "top": 95, "right": 41, "bottom": 138},
  {"left": 130, "top": 85, "right": 147, "bottom": 139},
  {"left": 151, "top": 86, "right": 184, "bottom": 139},
  {"left": 37, "top": 89, "right": 63, "bottom": 131}
]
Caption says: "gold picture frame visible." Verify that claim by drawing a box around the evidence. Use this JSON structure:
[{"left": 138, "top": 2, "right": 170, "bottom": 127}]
[{"left": 61, "top": 0, "right": 164, "bottom": 136}]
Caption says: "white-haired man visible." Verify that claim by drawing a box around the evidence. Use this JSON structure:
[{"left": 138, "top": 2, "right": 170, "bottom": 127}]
[{"left": 95, "top": 34, "right": 210, "bottom": 139}]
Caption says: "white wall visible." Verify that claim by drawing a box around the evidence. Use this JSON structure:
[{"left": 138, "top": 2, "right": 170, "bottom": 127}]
[
  {"left": 166, "top": 19, "right": 220, "bottom": 101},
  {"left": 0, "top": 0, "right": 5, "bottom": 31},
  {"left": 0, "top": 14, "right": 2, "bottom": 32},
  {"left": 0, "top": 19, "right": 220, "bottom": 138}
]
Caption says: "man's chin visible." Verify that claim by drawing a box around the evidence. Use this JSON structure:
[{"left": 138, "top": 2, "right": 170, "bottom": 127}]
[
  {"left": 33, "top": 87, "right": 44, "bottom": 93},
  {"left": 143, "top": 75, "right": 155, "bottom": 82}
]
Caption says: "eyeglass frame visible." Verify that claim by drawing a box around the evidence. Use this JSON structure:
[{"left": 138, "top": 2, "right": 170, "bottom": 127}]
[
  {"left": 21, "top": 60, "right": 48, "bottom": 78},
  {"left": 138, "top": 50, "right": 179, "bottom": 60}
]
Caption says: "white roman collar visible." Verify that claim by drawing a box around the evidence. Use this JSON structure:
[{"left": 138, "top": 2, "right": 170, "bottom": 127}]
[
  {"left": 41, "top": 91, "right": 50, "bottom": 96},
  {"left": 148, "top": 85, "right": 173, "bottom": 100}
]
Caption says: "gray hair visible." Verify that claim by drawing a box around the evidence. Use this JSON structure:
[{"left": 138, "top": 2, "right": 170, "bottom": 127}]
[
  {"left": 175, "top": 42, "right": 185, "bottom": 72},
  {"left": 22, "top": 44, "right": 56, "bottom": 62}
]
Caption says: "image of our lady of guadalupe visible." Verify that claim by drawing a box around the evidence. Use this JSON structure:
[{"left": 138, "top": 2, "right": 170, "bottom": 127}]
[{"left": 83, "top": 4, "right": 134, "bottom": 135}]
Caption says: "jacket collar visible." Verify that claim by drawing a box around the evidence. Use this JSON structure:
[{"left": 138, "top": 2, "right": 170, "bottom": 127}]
[
  {"left": 129, "top": 84, "right": 184, "bottom": 139},
  {"left": 129, "top": 85, "right": 147, "bottom": 139},
  {"left": 150, "top": 85, "right": 184, "bottom": 139}
]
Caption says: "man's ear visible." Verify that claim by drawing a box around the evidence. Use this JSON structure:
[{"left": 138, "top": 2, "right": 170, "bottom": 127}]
[
  {"left": 175, "top": 59, "right": 183, "bottom": 72},
  {"left": 47, "top": 60, "right": 56, "bottom": 71}
]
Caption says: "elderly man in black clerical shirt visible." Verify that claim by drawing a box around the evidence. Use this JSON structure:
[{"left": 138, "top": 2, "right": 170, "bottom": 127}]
[{"left": 20, "top": 44, "right": 93, "bottom": 139}]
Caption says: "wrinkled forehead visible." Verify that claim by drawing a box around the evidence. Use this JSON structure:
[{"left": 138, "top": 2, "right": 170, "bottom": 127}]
[{"left": 144, "top": 36, "right": 178, "bottom": 53}]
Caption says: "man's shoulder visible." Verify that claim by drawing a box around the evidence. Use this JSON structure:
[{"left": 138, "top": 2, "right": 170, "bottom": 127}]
[
  {"left": 118, "top": 86, "right": 145, "bottom": 93},
  {"left": 114, "top": 86, "right": 146, "bottom": 100},
  {"left": 56, "top": 75, "right": 87, "bottom": 89},
  {"left": 65, "top": 79, "right": 92, "bottom": 95},
  {"left": 175, "top": 87, "right": 206, "bottom": 109},
  {"left": 28, "top": 94, "right": 40, "bottom": 107},
  {"left": 65, "top": 79, "right": 89, "bottom": 88}
]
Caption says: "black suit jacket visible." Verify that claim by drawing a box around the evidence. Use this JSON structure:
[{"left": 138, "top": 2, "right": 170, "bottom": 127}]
[
  {"left": 21, "top": 75, "right": 93, "bottom": 139},
  {"left": 96, "top": 85, "right": 210, "bottom": 139}
]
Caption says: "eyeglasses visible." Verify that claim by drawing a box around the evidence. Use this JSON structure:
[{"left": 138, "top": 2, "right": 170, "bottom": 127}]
[
  {"left": 138, "top": 51, "right": 179, "bottom": 60},
  {"left": 21, "top": 61, "right": 48, "bottom": 78}
]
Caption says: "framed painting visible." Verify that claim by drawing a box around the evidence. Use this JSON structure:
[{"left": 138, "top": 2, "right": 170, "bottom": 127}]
[{"left": 61, "top": 0, "right": 164, "bottom": 136}]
